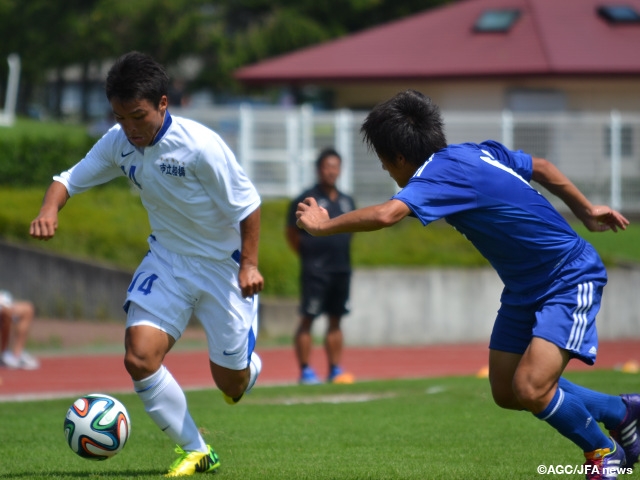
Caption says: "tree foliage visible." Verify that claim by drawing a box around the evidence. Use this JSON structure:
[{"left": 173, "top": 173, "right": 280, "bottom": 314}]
[{"left": 0, "top": 0, "right": 453, "bottom": 116}]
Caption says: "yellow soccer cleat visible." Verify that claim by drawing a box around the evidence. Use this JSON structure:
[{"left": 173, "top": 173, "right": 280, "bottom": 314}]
[
  {"left": 165, "top": 445, "right": 220, "bottom": 477},
  {"left": 222, "top": 392, "right": 243, "bottom": 405}
]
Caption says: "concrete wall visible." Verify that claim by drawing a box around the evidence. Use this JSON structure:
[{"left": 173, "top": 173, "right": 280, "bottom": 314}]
[
  {"left": 262, "top": 267, "right": 640, "bottom": 346},
  {"left": 0, "top": 241, "right": 131, "bottom": 321},
  {"left": 345, "top": 268, "right": 640, "bottom": 346},
  {"left": 345, "top": 268, "right": 501, "bottom": 345},
  {"left": 2, "top": 240, "right": 639, "bottom": 345}
]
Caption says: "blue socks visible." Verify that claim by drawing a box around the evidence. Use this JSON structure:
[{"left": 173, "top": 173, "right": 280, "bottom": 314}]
[
  {"left": 535, "top": 386, "right": 612, "bottom": 452},
  {"left": 558, "top": 377, "right": 627, "bottom": 430}
]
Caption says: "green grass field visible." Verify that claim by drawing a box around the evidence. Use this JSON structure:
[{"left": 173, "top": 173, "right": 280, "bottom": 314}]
[{"left": 0, "top": 371, "right": 636, "bottom": 479}]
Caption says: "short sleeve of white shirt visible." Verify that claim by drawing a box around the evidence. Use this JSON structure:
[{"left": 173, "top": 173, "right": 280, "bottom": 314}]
[
  {"left": 195, "top": 133, "right": 261, "bottom": 226},
  {"left": 53, "top": 127, "right": 124, "bottom": 195}
]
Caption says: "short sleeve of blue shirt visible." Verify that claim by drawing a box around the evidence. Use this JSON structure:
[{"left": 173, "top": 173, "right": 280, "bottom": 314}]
[{"left": 395, "top": 140, "right": 532, "bottom": 225}]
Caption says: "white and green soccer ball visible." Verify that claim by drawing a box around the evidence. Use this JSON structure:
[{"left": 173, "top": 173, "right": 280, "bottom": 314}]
[{"left": 64, "top": 393, "right": 131, "bottom": 460}]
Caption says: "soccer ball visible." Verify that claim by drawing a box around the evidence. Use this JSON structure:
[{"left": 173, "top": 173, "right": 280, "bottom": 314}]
[{"left": 64, "top": 393, "right": 131, "bottom": 460}]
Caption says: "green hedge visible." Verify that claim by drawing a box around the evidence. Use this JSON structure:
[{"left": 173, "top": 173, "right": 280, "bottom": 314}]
[
  {"left": 1, "top": 118, "right": 638, "bottom": 298},
  {"left": 0, "top": 119, "right": 483, "bottom": 297},
  {"left": 1, "top": 188, "right": 488, "bottom": 298},
  {"left": 0, "top": 118, "right": 97, "bottom": 186}
]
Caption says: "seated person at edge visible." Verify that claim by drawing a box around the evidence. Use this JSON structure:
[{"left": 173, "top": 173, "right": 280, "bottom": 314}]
[{"left": 0, "top": 291, "right": 40, "bottom": 370}]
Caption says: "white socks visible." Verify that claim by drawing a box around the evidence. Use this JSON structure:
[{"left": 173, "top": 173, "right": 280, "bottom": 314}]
[
  {"left": 247, "top": 353, "right": 262, "bottom": 393},
  {"left": 133, "top": 365, "right": 207, "bottom": 452}
]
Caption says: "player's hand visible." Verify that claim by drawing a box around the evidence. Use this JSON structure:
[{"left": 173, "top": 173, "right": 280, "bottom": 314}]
[
  {"left": 582, "top": 205, "right": 629, "bottom": 233},
  {"left": 238, "top": 265, "right": 264, "bottom": 298},
  {"left": 29, "top": 210, "right": 59, "bottom": 240},
  {"left": 295, "top": 197, "right": 329, "bottom": 235}
]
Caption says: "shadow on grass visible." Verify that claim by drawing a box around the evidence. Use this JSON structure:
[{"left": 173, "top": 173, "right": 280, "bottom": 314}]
[{"left": 0, "top": 470, "right": 161, "bottom": 478}]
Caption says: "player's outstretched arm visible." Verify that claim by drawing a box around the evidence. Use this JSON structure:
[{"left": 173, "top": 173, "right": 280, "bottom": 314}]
[
  {"left": 29, "top": 181, "right": 70, "bottom": 240},
  {"left": 296, "top": 197, "right": 410, "bottom": 236},
  {"left": 531, "top": 157, "right": 629, "bottom": 233}
]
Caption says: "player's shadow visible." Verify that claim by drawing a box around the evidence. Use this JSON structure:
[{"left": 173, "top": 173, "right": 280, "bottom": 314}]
[{"left": 0, "top": 470, "right": 161, "bottom": 478}]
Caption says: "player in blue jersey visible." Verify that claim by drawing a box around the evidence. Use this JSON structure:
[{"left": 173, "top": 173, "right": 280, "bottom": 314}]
[
  {"left": 29, "top": 51, "right": 263, "bottom": 477},
  {"left": 296, "top": 89, "right": 637, "bottom": 479}
]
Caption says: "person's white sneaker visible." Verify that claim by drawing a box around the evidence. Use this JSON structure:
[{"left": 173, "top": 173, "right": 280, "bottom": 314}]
[
  {"left": 19, "top": 351, "right": 40, "bottom": 370},
  {"left": 1, "top": 350, "right": 21, "bottom": 369},
  {"left": 1, "top": 350, "right": 40, "bottom": 369}
]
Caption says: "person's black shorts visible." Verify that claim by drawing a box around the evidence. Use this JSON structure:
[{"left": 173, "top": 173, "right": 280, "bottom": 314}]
[{"left": 300, "top": 270, "right": 351, "bottom": 319}]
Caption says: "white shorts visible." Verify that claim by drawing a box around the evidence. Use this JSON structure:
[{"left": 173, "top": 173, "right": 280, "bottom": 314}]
[{"left": 124, "top": 236, "right": 259, "bottom": 370}]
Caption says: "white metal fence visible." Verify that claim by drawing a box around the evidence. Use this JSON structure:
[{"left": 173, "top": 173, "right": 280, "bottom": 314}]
[{"left": 173, "top": 105, "right": 640, "bottom": 212}]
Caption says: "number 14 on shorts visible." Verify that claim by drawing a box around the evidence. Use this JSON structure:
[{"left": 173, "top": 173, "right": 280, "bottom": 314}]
[{"left": 128, "top": 273, "right": 159, "bottom": 296}]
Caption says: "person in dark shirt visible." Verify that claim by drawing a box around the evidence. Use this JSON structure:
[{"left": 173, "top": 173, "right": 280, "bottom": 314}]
[{"left": 286, "top": 148, "right": 356, "bottom": 384}]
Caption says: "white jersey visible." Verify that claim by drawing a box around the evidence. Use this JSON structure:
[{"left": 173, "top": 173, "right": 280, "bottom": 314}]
[{"left": 54, "top": 113, "right": 261, "bottom": 259}]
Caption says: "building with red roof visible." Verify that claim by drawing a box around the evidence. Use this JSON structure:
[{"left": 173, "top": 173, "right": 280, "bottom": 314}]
[{"left": 235, "top": 0, "right": 640, "bottom": 113}]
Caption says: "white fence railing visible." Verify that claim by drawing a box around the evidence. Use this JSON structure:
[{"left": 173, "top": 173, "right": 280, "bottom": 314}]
[
  {"left": 173, "top": 105, "right": 640, "bottom": 212},
  {"left": 0, "top": 54, "right": 20, "bottom": 127}
]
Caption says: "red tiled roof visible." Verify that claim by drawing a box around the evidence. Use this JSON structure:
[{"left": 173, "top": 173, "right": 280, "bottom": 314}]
[{"left": 235, "top": 0, "right": 640, "bottom": 83}]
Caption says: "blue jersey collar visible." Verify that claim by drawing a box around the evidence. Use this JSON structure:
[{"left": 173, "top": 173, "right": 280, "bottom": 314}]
[{"left": 150, "top": 110, "right": 173, "bottom": 146}]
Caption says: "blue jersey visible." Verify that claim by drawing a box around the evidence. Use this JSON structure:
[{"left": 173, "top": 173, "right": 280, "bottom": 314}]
[{"left": 393, "top": 140, "right": 587, "bottom": 294}]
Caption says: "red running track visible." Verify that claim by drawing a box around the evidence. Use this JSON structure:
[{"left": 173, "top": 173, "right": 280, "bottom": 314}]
[{"left": 1, "top": 340, "right": 639, "bottom": 401}]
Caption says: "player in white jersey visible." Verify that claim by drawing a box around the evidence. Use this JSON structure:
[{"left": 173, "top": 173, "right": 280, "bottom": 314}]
[
  {"left": 30, "top": 51, "right": 262, "bottom": 477},
  {"left": 297, "top": 90, "right": 637, "bottom": 480}
]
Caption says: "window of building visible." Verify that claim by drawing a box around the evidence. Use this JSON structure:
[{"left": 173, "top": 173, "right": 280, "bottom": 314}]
[
  {"left": 597, "top": 5, "right": 640, "bottom": 23},
  {"left": 507, "top": 89, "right": 567, "bottom": 113},
  {"left": 474, "top": 10, "right": 520, "bottom": 32},
  {"left": 506, "top": 89, "right": 566, "bottom": 161}
]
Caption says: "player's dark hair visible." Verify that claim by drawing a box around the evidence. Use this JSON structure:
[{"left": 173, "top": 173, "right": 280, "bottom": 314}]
[
  {"left": 360, "top": 89, "right": 447, "bottom": 167},
  {"left": 105, "top": 51, "right": 169, "bottom": 108},
  {"left": 315, "top": 147, "right": 342, "bottom": 170}
]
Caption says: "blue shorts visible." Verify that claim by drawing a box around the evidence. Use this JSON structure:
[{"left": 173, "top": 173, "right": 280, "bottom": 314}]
[{"left": 489, "top": 243, "right": 607, "bottom": 365}]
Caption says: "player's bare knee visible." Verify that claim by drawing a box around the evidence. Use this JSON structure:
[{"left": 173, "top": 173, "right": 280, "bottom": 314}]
[
  {"left": 490, "top": 383, "right": 521, "bottom": 410},
  {"left": 123, "top": 353, "right": 143, "bottom": 378},
  {"left": 124, "top": 350, "right": 160, "bottom": 380},
  {"left": 511, "top": 378, "right": 550, "bottom": 412},
  {"left": 296, "top": 321, "right": 313, "bottom": 334}
]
